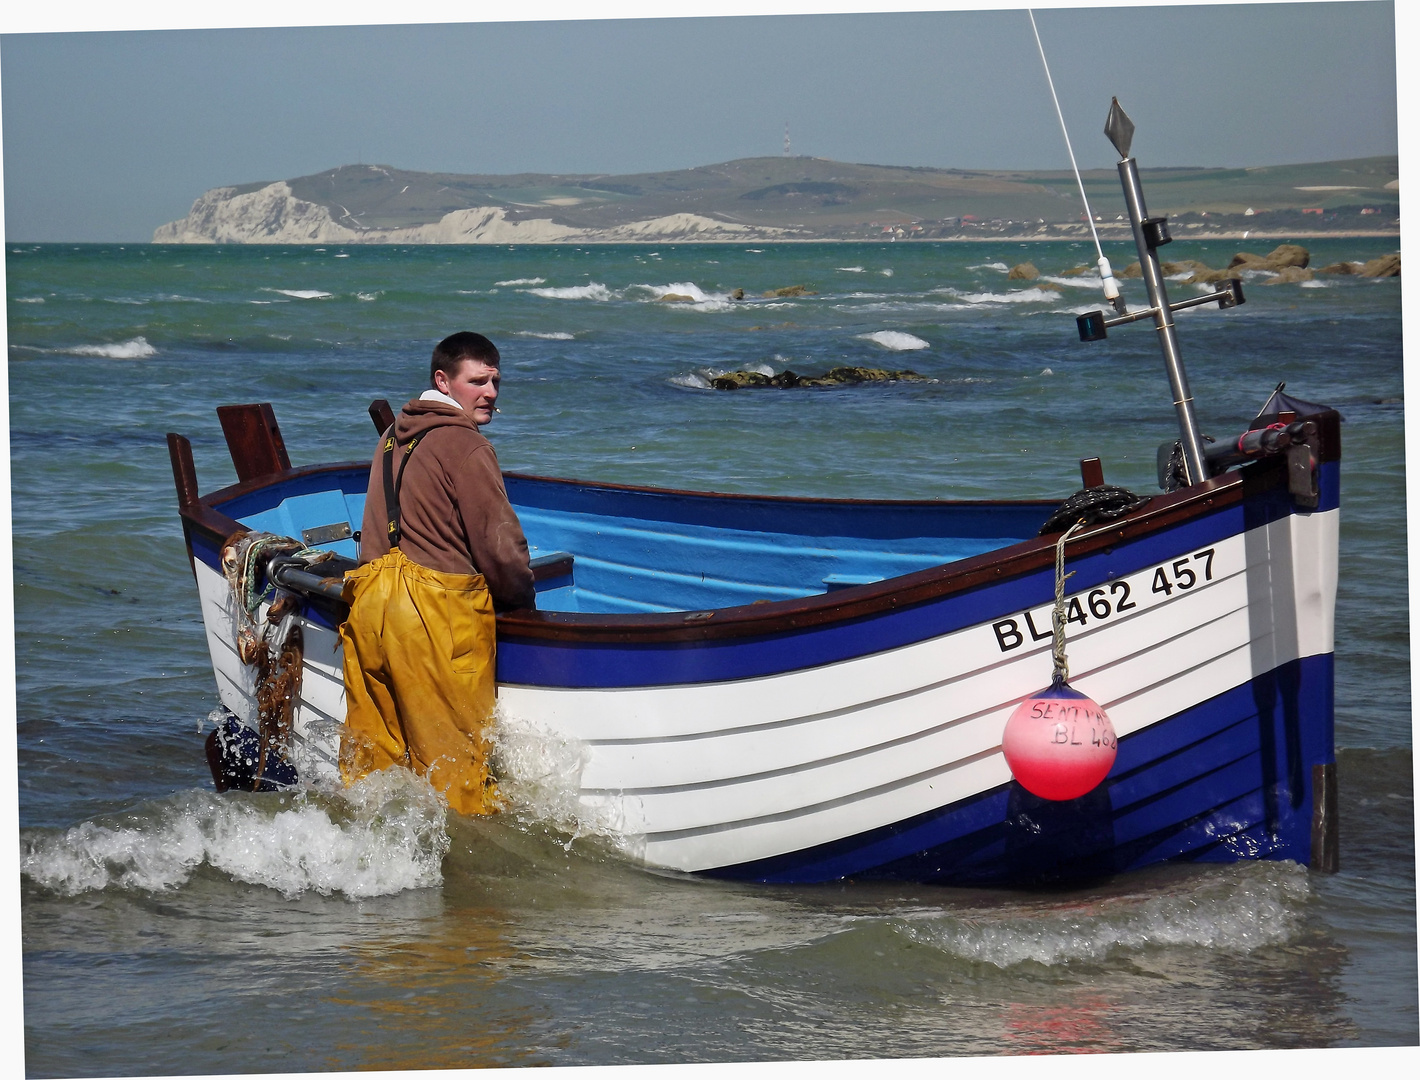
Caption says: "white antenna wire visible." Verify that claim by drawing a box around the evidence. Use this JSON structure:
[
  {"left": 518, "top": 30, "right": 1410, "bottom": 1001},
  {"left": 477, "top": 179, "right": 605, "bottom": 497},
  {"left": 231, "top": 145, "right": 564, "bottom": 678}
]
[{"left": 1028, "top": 9, "right": 1122, "bottom": 308}]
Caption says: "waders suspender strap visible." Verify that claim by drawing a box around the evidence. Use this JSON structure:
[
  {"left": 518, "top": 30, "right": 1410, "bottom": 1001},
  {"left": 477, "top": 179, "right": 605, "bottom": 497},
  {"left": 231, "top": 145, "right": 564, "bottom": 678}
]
[{"left": 381, "top": 429, "right": 420, "bottom": 548}]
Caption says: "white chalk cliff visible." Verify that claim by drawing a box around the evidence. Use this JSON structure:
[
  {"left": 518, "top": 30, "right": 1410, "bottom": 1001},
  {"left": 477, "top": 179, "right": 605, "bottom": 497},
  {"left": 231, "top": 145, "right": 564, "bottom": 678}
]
[{"left": 154, "top": 181, "right": 796, "bottom": 244}]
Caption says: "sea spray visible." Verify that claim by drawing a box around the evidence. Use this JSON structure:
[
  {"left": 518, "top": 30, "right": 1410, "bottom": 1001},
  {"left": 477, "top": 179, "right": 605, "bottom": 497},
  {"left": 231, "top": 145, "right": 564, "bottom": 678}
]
[
  {"left": 20, "top": 769, "right": 449, "bottom": 900},
  {"left": 489, "top": 704, "right": 646, "bottom": 860}
]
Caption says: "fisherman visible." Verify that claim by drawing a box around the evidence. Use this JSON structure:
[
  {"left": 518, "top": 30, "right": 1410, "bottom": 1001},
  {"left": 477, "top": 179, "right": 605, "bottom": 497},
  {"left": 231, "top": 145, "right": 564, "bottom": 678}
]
[{"left": 338, "top": 331, "right": 535, "bottom": 815}]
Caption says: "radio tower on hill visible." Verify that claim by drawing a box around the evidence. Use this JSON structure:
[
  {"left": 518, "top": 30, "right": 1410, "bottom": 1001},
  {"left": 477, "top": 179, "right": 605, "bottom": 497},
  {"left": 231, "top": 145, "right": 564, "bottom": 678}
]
[{"left": 784, "top": 123, "right": 791, "bottom": 157}]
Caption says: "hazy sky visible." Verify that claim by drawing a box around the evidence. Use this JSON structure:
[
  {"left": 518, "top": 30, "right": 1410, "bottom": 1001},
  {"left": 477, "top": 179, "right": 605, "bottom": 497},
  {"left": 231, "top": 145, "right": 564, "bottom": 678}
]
[{"left": 0, "top": 1, "right": 1401, "bottom": 241}]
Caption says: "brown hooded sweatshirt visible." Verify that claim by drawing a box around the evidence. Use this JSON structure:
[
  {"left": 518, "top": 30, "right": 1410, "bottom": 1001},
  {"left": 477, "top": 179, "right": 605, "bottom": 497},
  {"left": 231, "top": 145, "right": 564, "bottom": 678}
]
[{"left": 359, "top": 398, "right": 536, "bottom": 610}]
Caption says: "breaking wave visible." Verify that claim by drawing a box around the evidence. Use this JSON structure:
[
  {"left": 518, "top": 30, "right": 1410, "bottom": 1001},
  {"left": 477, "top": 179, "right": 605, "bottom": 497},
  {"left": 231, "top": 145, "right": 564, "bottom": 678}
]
[
  {"left": 629, "top": 282, "right": 735, "bottom": 311},
  {"left": 20, "top": 770, "right": 449, "bottom": 900},
  {"left": 496, "top": 277, "right": 546, "bottom": 286},
  {"left": 669, "top": 372, "right": 714, "bottom": 390},
  {"left": 515, "top": 330, "right": 576, "bottom": 340},
  {"left": 896, "top": 863, "right": 1311, "bottom": 968},
  {"left": 265, "top": 288, "right": 334, "bottom": 300},
  {"left": 859, "top": 330, "right": 930, "bottom": 351},
  {"left": 527, "top": 283, "right": 616, "bottom": 301},
  {"left": 949, "top": 287, "right": 1068, "bottom": 305},
  {"left": 63, "top": 336, "right": 158, "bottom": 359}
]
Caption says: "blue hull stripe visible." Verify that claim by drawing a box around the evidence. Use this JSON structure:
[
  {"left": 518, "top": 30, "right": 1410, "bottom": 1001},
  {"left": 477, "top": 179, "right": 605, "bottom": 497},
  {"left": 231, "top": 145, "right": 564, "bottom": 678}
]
[
  {"left": 499, "top": 485, "right": 1303, "bottom": 688},
  {"left": 706, "top": 654, "right": 1333, "bottom": 884},
  {"left": 189, "top": 463, "right": 1333, "bottom": 691}
]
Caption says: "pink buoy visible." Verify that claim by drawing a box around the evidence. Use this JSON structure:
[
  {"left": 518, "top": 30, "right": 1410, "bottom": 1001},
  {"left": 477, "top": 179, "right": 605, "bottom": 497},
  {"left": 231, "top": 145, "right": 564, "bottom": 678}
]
[{"left": 1002, "top": 678, "right": 1118, "bottom": 801}]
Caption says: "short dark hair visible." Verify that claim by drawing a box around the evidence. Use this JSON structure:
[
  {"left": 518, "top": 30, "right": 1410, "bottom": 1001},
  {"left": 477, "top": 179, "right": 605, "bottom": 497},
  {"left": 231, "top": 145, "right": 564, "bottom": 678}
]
[{"left": 430, "top": 331, "right": 500, "bottom": 387}]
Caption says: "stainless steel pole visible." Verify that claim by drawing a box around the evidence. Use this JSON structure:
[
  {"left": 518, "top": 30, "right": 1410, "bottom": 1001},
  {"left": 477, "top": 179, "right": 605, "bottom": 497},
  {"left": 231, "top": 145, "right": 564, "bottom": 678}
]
[{"left": 1117, "top": 156, "right": 1208, "bottom": 485}]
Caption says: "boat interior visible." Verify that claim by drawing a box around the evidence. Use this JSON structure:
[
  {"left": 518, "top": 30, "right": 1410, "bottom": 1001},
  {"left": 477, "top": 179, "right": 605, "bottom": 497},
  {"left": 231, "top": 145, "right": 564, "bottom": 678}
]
[
  {"left": 198, "top": 403, "right": 1054, "bottom": 615},
  {"left": 225, "top": 472, "right": 1049, "bottom": 614}
]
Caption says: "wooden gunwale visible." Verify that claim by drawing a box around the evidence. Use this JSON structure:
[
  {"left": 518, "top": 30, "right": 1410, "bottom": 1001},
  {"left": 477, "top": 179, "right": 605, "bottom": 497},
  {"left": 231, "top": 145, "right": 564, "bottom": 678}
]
[{"left": 178, "top": 452, "right": 1297, "bottom": 646}]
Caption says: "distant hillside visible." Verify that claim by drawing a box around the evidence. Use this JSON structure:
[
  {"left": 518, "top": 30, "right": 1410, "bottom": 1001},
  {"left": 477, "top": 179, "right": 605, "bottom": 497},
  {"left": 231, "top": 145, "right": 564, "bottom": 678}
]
[{"left": 154, "top": 156, "right": 1400, "bottom": 244}]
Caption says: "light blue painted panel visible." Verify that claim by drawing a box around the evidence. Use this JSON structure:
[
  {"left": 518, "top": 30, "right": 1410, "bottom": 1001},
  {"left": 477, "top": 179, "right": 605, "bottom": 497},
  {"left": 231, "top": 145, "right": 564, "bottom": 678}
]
[{"left": 231, "top": 481, "right": 1026, "bottom": 613}]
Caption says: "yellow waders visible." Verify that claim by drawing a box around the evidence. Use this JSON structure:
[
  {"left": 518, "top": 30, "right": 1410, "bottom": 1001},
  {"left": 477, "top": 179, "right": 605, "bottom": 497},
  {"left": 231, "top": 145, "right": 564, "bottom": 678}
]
[{"left": 338, "top": 432, "right": 499, "bottom": 815}]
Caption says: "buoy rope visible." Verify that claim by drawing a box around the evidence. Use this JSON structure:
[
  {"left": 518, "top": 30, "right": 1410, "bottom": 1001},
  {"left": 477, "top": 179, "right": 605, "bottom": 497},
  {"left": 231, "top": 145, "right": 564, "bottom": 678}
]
[{"left": 1051, "top": 520, "right": 1086, "bottom": 684}]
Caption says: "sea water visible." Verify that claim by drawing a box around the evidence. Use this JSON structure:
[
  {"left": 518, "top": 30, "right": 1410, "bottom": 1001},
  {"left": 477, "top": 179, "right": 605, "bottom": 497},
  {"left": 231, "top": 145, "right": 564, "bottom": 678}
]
[{"left": 7, "top": 239, "right": 1414, "bottom": 1072}]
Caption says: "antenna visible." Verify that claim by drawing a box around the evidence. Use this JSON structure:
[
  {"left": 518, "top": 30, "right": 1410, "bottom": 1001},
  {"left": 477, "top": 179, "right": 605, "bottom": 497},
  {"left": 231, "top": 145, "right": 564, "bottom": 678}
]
[
  {"left": 1028, "top": 10, "right": 1124, "bottom": 315},
  {"left": 784, "top": 123, "right": 791, "bottom": 157}
]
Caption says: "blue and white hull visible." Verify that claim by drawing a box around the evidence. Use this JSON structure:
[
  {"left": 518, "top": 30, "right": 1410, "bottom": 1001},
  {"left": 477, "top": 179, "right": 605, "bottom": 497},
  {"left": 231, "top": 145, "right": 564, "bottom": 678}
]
[{"left": 171, "top": 406, "right": 1339, "bottom": 886}]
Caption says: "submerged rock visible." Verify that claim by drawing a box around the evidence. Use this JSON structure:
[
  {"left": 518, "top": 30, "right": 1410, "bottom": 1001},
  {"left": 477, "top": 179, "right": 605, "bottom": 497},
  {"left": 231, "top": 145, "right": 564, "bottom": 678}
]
[
  {"left": 1007, "top": 262, "right": 1039, "bottom": 280},
  {"left": 1183, "top": 267, "right": 1243, "bottom": 284},
  {"left": 1318, "top": 261, "right": 1360, "bottom": 275},
  {"left": 711, "top": 365, "right": 931, "bottom": 390},
  {"left": 762, "top": 284, "right": 817, "bottom": 297},
  {"left": 1359, "top": 254, "right": 1401, "bottom": 277},
  {"left": 658, "top": 293, "right": 695, "bottom": 303},
  {"left": 1262, "top": 265, "right": 1314, "bottom": 285}
]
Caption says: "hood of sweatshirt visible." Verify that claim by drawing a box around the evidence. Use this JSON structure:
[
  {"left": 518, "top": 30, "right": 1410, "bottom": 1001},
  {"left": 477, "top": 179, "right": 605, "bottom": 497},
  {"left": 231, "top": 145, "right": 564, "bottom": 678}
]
[{"left": 393, "top": 397, "right": 485, "bottom": 443}]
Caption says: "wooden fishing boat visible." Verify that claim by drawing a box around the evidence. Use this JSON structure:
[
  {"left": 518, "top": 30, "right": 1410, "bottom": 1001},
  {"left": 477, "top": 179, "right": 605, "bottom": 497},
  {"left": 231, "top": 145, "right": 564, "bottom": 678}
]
[{"left": 166, "top": 103, "right": 1341, "bottom": 886}]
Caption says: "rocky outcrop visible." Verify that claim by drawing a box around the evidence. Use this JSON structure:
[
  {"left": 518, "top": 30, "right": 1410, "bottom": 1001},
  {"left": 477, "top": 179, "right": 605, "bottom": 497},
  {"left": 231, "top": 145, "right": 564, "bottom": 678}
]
[
  {"left": 1007, "top": 262, "right": 1039, "bottom": 280},
  {"left": 761, "top": 285, "right": 817, "bottom": 297},
  {"left": 1227, "top": 244, "right": 1310, "bottom": 270},
  {"left": 711, "top": 366, "right": 930, "bottom": 390},
  {"left": 154, "top": 183, "right": 798, "bottom": 244}
]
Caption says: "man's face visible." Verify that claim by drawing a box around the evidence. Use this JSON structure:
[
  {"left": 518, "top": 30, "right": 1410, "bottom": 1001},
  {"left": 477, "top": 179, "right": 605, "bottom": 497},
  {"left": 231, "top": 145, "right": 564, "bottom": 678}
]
[{"left": 435, "top": 357, "right": 500, "bottom": 426}]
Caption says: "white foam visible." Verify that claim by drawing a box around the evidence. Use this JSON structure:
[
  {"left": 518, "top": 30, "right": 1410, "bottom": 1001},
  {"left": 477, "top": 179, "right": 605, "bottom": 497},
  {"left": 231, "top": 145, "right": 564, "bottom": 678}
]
[
  {"left": 1300, "top": 280, "right": 1330, "bottom": 289},
  {"left": 15, "top": 296, "right": 44, "bottom": 303},
  {"left": 267, "top": 288, "right": 334, "bottom": 300},
  {"left": 837, "top": 266, "right": 866, "bottom": 273},
  {"left": 497, "top": 277, "right": 547, "bottom": 286},
  {"left": 879, "top": 268, "right": 894, "bottom": 277},
  {"left": 1039, "top": 368, "right": 1054, "bottom": 376},
  {"left": 527, "top": 283, "right": 616, "bottom": 301},
  {"left": 970, "top": 262, "right": 1009, "bottom": 272},
  {"left": 859, "top": 330, "right": 930, "bottom": 351},
  {"left": 65, "top": 336, "right": 157, "bottom": 359},
  {"left": 897, "top": 864, "right": 1310, "bottom": 968},
  {"left": 334, "top": 253, "right": 350, "bottom": 258},
  {"left": 743, "top": 361, "right": 775, "bottom": 376},
  {"left": 516, "top": 331, "right": 576, "bottom": 340},
  {"left": 356, "top": 291, "right": 380, "bottom": 302},
  {"left": 20, "top": 770, "right": 449, "bottom": 900}
]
